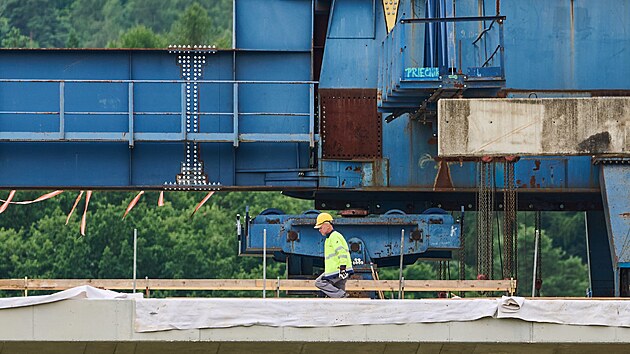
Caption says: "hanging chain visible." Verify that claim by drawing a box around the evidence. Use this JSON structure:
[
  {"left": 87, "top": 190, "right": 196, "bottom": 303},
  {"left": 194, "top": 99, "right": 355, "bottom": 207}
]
[
  {"left": 502, "top": 160, "right": 517, "bottom": 279},
  {"left": 437, "top": 261, "right": 442, "bottom": 280},
  {"left": 440, "top": 260, "right": 451, "bottom": 280},
  {"left": 535, "top": 210, "right": 543, "bottom": 296},
  {"left": 437, "top": 261, "right": 448, "bottom": 280},
  {"left": 476, "top": 161, "right": 485, "bottom": 278},
  {"left": 476, "top": 160, "right": 494, "bottom": 280},
  {"left": 490, "top": 163, "right": 495, "bottom": 280},
  {"left": 514, "top": 174, "right": 519, "bottom": 281}
]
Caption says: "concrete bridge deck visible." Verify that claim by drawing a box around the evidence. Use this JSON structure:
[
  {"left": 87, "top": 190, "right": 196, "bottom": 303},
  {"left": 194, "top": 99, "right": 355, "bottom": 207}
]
[{"left": 2, "top": 295, "right": 630, "bottom": 354}]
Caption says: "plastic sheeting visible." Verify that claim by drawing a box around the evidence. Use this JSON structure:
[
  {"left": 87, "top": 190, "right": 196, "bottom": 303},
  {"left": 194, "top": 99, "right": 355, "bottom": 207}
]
[
  {"left": 0, "top": 285, "right": 142, "bottom": 310},
  {"left": 496, "top": 296, "right": 630, "bottom": 327},
  {"left": 3, "top": 287, "right": 630, "bottom": 332},
  {"left": 135, "top": 296, "right": 630, "bottom": 332},
  {"left": 134, "top": 297, "right": 499, "bottom": 332}
]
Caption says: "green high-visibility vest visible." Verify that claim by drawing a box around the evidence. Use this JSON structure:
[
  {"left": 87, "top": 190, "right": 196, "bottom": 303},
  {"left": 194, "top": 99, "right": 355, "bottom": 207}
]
[{"left": 323, "top": 230, "right": 353, "bottom": 278}]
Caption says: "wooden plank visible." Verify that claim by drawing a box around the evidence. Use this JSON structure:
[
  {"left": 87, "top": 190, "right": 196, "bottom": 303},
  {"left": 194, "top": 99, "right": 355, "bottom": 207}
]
[{"left": 0, "top": 279, "right": 516, "bottom": 294}]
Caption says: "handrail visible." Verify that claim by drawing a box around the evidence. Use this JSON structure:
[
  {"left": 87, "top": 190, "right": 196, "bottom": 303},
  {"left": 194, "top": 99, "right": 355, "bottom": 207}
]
[
  {"left": 482, "top": 45, "right": 502, "bottom": 68},
  {"left": 0, "top": 79, "right": 318, "bottom": 147},
  {"left": 0, "top": 79, "right": 317, "bottom": 84},
  {"left": 400, "top": 15, "right": 506, "bottom": 24},
  {"left": 0, "top": 278, "right": 517, "bottom": 295},
  {"left": 473, "top": 20, "right": 496, "bottom": 45}
]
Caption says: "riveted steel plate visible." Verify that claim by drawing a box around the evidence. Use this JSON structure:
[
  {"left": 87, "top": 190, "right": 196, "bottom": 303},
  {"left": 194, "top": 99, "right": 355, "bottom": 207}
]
[{"left": 320, "top": 89, "right": 382, "bottom": 159}]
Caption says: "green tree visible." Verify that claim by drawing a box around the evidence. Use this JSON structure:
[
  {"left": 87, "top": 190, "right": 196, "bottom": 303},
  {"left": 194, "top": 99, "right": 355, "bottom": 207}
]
[
  {"left": 540, "top": 212, "right": 587, "bottom": 262},
  {"left": 0, "top": 17, "right": 35, "bottom": 47},
  {"left": 1, "top": 27, "right": 36, "bottom": 48},
  {"left": 378, "top": 261, "right": 437, "bottom": 298},
  {"left": 197, "top": 0, "right": 232, "bottom": 47},
  {"left": 108, "top": 25, "right": 166, "bottom": 48},
  {"left": 381, "top": 211, "right": 590, "bottom": 298},
  {"left": 2, "top": 0, "right": 68, "bottom": 47},
  {"left": 0, "top": 191, "right": 312, "bottom": 297},
  {"left": 0, "top": 0, "right": 234, "bottom": 48},
  {"left": 0, "top": 189, "right": 590, "bottom": 298},
  {"left": 69, "top": 0, "right": 125, "bottom": 48},
  {"left": 170, "top": 2, "right": 212, "bottom": 45},
  {"left": 66, "top": 28, "right": 80, "bottom": 47},
  {"left": 516, "top": 223, "right": 588, "bottom": 296},
  {"left": 124, "top": 0, "right": 179, "bottom": 34}
]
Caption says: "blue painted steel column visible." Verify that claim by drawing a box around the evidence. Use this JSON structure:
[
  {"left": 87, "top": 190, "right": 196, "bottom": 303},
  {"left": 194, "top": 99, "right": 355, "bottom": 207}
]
[
  {"left": 233, "top": 82, "right": 239, "bottom": 147},
  {"left": 400, "top": 18, "right": 405, "bottom": 80},
  {"left": 600, "top": 164, "right": 630, "bottom": 296},
  {"left": 309, "top": 83, "right": 314, "bottom": 148},
  {"left": 426, "top": 0, "right": 435, "bottom": 67},
  {"left": 439, "top": 0, "right": 447, "bottom": 68},
  {"left": 59, "top": 81, "right": 65, "bottom": 140},
  {"left": 128, "top": 82, "right": 134, "bottom": 147},
  {"left": 181, "top": 83, "right": 187, "bottom": 141},
  {"left": 498, "top": 20, "right": 505, "bottom": 78},
  {"left": 586, "top": 211, "right": 615, "bottom": 297}
]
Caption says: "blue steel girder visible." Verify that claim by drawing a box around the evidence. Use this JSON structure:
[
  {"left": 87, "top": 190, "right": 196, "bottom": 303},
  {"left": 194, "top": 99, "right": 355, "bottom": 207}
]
[
  {"left": 241, "top": 212, "right": 461, "bottom": 266},
  {"left": 0, "top": 0, "right": 629, "bottom": 197},
  {"left": 0, "top": 0, "right": 318, "bottom": 190},
  {"left": 0, "top": 48, "right": 317, "bottom": 189},
  {"left": 318, "top": 155, "right": 600, "bottom": 189}
]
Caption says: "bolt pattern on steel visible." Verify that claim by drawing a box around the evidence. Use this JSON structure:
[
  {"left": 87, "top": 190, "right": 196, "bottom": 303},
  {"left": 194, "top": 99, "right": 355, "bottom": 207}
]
[{"left": 167, "top": 46, "right": 220, "bottom": 191}]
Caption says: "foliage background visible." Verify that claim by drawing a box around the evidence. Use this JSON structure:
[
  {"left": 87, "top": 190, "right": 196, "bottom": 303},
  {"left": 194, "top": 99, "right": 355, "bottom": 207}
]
[
  {"left": 0, "top": 190, "right": 589, "bottom": 298},
  {"left": 0, "top": 0, "right": 232, "bottom": 48}
]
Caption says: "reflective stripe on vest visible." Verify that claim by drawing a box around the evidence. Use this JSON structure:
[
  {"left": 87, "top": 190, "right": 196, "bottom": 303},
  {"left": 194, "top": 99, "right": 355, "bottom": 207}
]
[{"left": 323, "top": 230, "right": 353, "bottom": 277}]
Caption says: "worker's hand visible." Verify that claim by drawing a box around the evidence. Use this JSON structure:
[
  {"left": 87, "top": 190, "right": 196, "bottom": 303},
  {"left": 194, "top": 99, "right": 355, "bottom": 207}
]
[{"left": 339, "top": 265, "right": 348, "bottom": 280}]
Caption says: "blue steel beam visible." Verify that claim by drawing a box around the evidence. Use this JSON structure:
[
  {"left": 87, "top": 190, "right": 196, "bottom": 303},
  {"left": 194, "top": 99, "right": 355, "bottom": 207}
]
[
  {"left": 1, "top": 0, "right": 627, "bottom": 191},
  {"left": 0, "top": 49, "right": 316, "bottom": 189},
  {"left": 0, "top": 0, "right": 627, "bottom": 194}
]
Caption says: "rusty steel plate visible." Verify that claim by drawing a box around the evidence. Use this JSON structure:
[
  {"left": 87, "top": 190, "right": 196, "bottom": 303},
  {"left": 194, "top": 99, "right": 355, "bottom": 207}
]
[{"left": 319, "top": 88, "right": 382, "bottom": 159}]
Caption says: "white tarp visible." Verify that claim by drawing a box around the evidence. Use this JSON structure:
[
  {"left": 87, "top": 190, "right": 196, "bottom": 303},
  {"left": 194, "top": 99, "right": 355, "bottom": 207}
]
[
  {"left": 497, "top": 296, "right": 630, "bottom": 327},
  {"left": 0, "top": 285, "right": 142, "bottom": 309},
  {"left": 3, "top": 287, "right": 630, "bottom": 332},
  {"left": 134, "top": 297, "right": 498, "bottom": 332},
  {"left": 135, "top": 296, "right": 630, "bottom": 332}
]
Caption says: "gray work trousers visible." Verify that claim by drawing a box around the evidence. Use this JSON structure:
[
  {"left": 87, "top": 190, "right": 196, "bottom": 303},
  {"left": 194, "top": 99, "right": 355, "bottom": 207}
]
[{"left": 315, "top": 273, "right": 347, "bottom": 298}]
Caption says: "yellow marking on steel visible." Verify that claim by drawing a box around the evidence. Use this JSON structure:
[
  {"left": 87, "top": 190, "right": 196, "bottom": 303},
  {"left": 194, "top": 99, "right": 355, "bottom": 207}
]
[{"left": 382, "top": 0, "right": 400, "bottom": 32}]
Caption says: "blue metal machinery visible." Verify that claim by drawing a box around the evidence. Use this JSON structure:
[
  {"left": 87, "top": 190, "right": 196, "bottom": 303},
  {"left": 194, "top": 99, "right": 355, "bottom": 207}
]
[
  {"left": 241, "top": 209, "right": 459, "bottom": 276},
  {"left": 0, "top": 0, "right": 629, "bottom": 295}
]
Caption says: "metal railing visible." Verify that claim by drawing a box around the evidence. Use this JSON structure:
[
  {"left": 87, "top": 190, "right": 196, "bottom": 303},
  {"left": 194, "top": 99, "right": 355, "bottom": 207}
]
[
  {"left": 380, "top": 15, "right": 506, "bottom": 100},
  {"left": 398, "top": 15, "right": 506, "bottom": 79},
  {"left": 0, "top": 79, "right": 318, "bottom": 148}
]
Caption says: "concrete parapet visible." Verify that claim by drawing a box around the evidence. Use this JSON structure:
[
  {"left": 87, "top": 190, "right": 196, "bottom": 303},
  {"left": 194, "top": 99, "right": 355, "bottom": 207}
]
[{"left": 2, "top": 299, "right": 630, "bottom": 353}]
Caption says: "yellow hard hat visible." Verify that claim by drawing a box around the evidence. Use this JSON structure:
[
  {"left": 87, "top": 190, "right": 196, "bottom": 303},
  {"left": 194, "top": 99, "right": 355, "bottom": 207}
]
[{"left": 314, "top": 212, "right": 333, "bottom": 229}]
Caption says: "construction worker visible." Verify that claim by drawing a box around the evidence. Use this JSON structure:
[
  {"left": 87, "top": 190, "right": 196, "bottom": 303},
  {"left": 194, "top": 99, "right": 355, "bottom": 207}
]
[{"left": 313, "top": 212, "right": 353, "bottom": 298}]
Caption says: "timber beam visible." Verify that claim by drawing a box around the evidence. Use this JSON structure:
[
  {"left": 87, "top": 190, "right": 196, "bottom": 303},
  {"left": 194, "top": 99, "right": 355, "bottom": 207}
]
[{"left": 0, "top": 278, "right": 516, "bottom": 295}]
